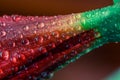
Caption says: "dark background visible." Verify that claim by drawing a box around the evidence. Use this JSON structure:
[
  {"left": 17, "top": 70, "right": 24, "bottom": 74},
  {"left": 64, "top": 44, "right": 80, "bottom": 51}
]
[{"left": 0, "top": 0, "right": 120, "bottom": 80}]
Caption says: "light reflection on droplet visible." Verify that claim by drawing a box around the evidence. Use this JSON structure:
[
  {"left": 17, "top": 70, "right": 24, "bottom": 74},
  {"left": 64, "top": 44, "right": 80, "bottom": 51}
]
[
  {"left": 21, "top": 39, "right": 30, "bottom": 45},
  {"left": 11, "top": 57, "right": 17, "bottom": 63},
  {"left": 1, "top": 31, "right": 7, "bottom": 37},
  {"left": 1, "top": 22, "right": 6, "bottom": 27},
  {"left": 2, "top": 50, "right": 10, "bottom": 60},
  {"left": 19, "top": 54, "right": 26, "bottom": 61},
  {"left": 24, "top": 26, "right": 29, "bottom": 31},
  {"left": 20, "top": 34, "right": 23, "bottom": 38},
  {"left": 13, "top": 42, "right": 16, "bottom": 47},
  {"left": 0, "top": 69, "right": 3, "bottom": 74},
  {"left": 39, "top": 36, "right": 44, "bottom": 43},
  {"left": 38, "top": 23, "right": 45, "bottom": 28},
  {"left": 52, "top": 31, "right": 59, "bottom": 38},
  {"left": 12, "top": 15, "right": 21, "bottom": 22}
]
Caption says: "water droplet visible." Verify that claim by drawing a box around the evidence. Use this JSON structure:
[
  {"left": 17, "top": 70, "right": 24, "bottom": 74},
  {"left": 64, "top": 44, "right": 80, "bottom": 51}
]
[
  {"left": 24, "top": 26, "right": 29, "bottom": 31},
  {"left": 62, "top": 33, "right": 65, "bottom": 38},
  {"left": 12, "top": 15, "right": 21, "bottom": 22},
  {"left": 66, "top": 44, "right": 70, "bottom": 48},
  {"left": 25, "top": 67, "right": 28, "bottom": 70},
  {"left": 15, "top": 67, "right": 18, "bottom": 71},
  {"left": 34, "top": 36, "right": 39, "bottom": 42},
  {"left": 66, "top": 36, "right": 70, "bottom": 39},
  {"left": 102, "top": 11, "right": 109, "bottom": 16},
  {"left": 77, "top": 26, "right": 82, "bottom": 31},
  {"left": 34, "top": 64, "right": 39, "bottom": 69},
  {"left": 58, "top": 39, "right": 63, "bottom": 43},
  {"left": 11, "top": 67, "right": 18, "bottom": 71},
  {"left": 38, "top": 47, "right": 47, "bottom": 53},
  {"left": 12, "top": 42, "right": 16, "bottom": 47},
  {"left": 45, "top": 17, "right": 48, "bottom": 20},
  {"left": 30, "top": 49, "right": 34, "bottom": 53},
  {"left": 95, "top": 33, "right": 101, "bottom": 38},
  {"left": 51, "top": 43, "right": 56, "bottom": 48},
  {"left": 11, "top": 67, "right": 14, "bottom": 71},
  {"left": 33, "top": 77, "right": 37, "bottom": 80},
  {"left": 20, "top": 34, "right": 23, "bottom": 38},
  {"left": 9, "top": 42, "right": 16, "bottom": 47},
  {"left": 19, "top": 65, "right": 26, "bottom": 70},
  {"left": 33, "top": 30, "right": 37, "bottom": 34},
  {"left": 68, "top": 20, "right": 73, "bottom": 25},
  {"left": 70, "top": 27, "right": 74, "bottom": 31},
  {"left": 38, "top": 23, "right": 45, "bottom": 28},
  {"left": 11, "top": 57, "right": 17, "bottom": 63},
  {"left": 0, "top": 69, "right": 3, "bottom": 74},
  {"left": 28, "top": 16, "right": 35, "bottom": 21},
  {"left": 54, "top": 16, "right": 57, "bottom": 18},
  {"left": 103, "top": 28, "right": 107, "bottom": 32},
  {"left": 21, "top": 39, "right": 30, "bottom": 45},
  {"left": 41, "top": 72, "right": 48, "bottom": 78},
  {"left": 52, "top": 22, "right": 56, "bottom": 25},
  {"left": 1, "top": 31, "right": 6, "bottom": 37},
  {"left": 3, "top": 15, "right": 9, "bottom": 19},
  {"left": 49, "top": 43, "right": 56, "bottom": 48},
  {"left": 0, "top": 22, "right": 6, "bottom": 27},
  {"left": 52, "top": 31, "right": 59, "bottom": 38},
  {"left": 57, "top": 21, "right": 62, "bottom": 26},
  {"left": 44, "top": 34, "right": 51, "bottom": 40},
  {"left": 2, "top": 50, "right": 9, "bottom": 60},
  {"left": 81, "top": 18, "right": 86, "bottom": 25},
  {"left": 39, "top": 36, "right": 44, "bottom": 43},
  {"left": 73, "top": 33, "right": 77, "bottom": 36},
  {"left": 19, "top": 54, "right": 26, "bottom": 61},
  {"left": 75, "top": 14, "right": 81, "bottom": 19},
  {"left": 115, "top": 42, "right": 118, "bottom": 44},
  {"left": 28, "top": 76, "right": 32, "bottom": 79}
]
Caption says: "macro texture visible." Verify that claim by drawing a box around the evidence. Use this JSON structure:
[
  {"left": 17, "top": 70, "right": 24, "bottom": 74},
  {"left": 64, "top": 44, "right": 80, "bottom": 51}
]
[{"left": 0, "top": 1, "right": 120, "bottom": 80}]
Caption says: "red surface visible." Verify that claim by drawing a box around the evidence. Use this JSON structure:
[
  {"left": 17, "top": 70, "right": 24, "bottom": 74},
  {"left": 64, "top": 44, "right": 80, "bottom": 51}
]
[{"left": 0, "top": 14, "right": 96, "bottom": 79}]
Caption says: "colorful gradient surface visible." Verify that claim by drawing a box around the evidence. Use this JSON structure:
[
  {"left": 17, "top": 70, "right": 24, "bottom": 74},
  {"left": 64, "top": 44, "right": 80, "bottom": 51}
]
[{"left": 0, "top": 0, "right": 120, "bottom": 80}]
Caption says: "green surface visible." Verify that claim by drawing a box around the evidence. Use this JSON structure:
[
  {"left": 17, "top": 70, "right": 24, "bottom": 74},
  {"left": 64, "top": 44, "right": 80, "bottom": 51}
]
[
  {"left": 114, "top": 0, "right": 120, "bottom": 3},
  {"left": 105, "top": 68, "right": 120, "bottom": 80},
  {"left": 80, "top": 3, "right": 120, "bottom": 42}
]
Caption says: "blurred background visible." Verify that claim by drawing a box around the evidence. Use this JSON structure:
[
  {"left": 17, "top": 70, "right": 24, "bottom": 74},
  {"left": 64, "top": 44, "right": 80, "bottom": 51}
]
[{"left": 0, "top": 0, "right": 120, "bottom": 80}]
